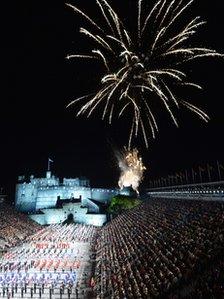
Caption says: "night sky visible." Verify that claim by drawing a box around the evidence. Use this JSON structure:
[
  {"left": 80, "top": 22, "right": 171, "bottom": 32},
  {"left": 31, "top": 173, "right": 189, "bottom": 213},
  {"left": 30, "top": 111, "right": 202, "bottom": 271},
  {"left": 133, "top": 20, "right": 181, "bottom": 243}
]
[{"left": 1, "top": 0, "right": 224, "bottom": 198}]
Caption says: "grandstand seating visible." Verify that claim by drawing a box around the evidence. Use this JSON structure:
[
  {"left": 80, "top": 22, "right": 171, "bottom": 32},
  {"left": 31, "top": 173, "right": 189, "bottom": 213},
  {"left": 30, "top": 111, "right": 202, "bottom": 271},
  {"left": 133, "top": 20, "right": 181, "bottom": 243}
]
[{"left": 94, "top": 199, "right": 224, "bottom": 298}]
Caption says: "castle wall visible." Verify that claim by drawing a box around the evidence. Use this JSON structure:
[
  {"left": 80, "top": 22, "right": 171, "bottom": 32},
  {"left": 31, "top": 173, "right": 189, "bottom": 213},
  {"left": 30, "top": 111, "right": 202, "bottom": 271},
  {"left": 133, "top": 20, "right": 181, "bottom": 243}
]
[
  {"left": 31, "top": 177, "right": 59, "bottom": 187},
  {"left": 15, "top": 183, "right": 38, "bottom": 212},
  {"left": 91, "top": 188, "right": 119, "bottom": 203},
  {"left": 30, "top": 209, "right": 66, "bottom": 225},
  {"left": 86, "top": 199, "right": 100, "bottom": 213},
  {"left": 34, "top": 187, "right": 92, "bottom": 210},
  {"left": 29, "top": 214, "right": 46, "bottom": 225},
  {"left": 84, "top": 214, "right": 107, "bottom": 226},
  {"left": 35, "top": 188, "right": 58, "bottom": 210},
  {"left": 16, "top": 184, "right": 119, "bottom": 212},
  {"left": 29, "top": 203, "right": 106, "bottom": 226},
  {"left": 63, "top": 178, "right": 82, "bottom": 187},
  {"left": 63, "top": 178, "right": 90, "bottom": 187},
  {"left": 62, "top": 202, "right": 88, "bottom": 216},
  {"left": 15, "top": 172, "right": 121, "bottom": 226}
]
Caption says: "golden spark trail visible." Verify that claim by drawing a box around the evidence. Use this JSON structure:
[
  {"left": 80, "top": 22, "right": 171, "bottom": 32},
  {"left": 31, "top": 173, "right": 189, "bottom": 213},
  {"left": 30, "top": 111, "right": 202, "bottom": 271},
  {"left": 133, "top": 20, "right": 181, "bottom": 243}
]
[
  {"left": 66, "top": 0, "right": 223, "bottom": 148},
  {"left": 116, "top": 148, "right": 146, "bottom": 194}
]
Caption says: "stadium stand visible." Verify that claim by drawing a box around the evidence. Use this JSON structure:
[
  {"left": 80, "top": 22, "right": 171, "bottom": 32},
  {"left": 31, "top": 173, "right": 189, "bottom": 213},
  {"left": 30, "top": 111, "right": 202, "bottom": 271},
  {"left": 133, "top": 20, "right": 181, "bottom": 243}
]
[
  {"left": 94, "top": 199, "right": 224, "bottom": 298},
  {"left": 0, "top": 203, "right": 40, "bottom": 251}
]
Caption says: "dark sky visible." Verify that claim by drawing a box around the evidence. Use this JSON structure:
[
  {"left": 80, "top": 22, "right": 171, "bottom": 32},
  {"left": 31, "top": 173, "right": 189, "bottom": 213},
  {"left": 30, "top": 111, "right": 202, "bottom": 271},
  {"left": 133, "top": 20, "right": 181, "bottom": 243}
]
[{"left": 1, "top": 0, "right": 224, "bottom": 197}]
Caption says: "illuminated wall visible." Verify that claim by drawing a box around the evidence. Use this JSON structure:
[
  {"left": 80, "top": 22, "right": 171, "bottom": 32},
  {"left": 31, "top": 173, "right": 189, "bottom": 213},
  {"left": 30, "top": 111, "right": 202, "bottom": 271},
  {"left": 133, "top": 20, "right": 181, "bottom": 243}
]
[
  {"left": 15, "top": 183, "right": 38, "bottom": 212},
  {"left": 15, "top": 171, "right": 121, "bottom": 226},
  {"left": 91, "top": 189, "right": 119, "bottom": 203},
  {"left": 29, "top": 202, "right": 107, "bottom": 226},
  {"left": 16, "top": 171, "right": 94, "bottom": 212}
]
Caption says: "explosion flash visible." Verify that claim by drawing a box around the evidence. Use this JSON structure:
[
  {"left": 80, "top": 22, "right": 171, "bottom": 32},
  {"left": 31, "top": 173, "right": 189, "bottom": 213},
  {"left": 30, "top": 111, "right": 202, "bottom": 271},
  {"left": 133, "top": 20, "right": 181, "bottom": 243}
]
[
  {"left": 116, "top": 148, "right": 146, "bottom": 194},
  {"left": 66, "top": 0, "right": 223, "bottom": 148}
]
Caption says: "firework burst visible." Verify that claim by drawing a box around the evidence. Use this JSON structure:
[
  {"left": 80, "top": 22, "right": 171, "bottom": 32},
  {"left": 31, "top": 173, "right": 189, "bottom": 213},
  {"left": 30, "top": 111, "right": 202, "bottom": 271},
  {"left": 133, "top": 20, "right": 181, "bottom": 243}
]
[
  {"left": 66, "top": 0, "right": 223, "bottom": 148},
  {"left": 116, "top": 147, "right": 146, "bottom": 194}
]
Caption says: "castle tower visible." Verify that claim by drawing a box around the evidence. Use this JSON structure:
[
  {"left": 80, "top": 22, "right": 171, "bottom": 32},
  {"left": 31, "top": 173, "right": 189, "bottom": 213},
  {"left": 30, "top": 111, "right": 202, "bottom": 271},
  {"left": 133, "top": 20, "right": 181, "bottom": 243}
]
[{"left": 46, "top": 171, "right": 51, "bottom": 179}]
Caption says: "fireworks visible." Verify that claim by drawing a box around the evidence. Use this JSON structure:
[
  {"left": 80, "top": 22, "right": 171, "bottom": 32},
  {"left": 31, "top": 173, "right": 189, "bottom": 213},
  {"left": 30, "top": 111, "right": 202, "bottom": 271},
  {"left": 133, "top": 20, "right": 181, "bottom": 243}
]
[
  {"left": 116, "top": 148, "right": 146, "bottom": 194},
  {"left": 66, "top": 0, "right": 223, "bottom": 148}
]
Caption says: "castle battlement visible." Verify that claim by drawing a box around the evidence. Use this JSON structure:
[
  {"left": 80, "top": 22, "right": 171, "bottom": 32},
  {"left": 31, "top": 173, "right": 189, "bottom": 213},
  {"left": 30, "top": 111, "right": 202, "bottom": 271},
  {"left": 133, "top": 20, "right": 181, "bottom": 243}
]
[{"left": 15, "top": 171, "right": 119, "bottom": 214}]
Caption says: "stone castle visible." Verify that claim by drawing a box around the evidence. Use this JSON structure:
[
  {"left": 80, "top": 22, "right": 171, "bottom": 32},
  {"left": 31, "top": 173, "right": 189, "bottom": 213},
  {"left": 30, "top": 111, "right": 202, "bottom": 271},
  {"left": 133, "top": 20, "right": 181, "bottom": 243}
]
[{"left": 15, "top": 171, "right": 123, "bottom": 226}]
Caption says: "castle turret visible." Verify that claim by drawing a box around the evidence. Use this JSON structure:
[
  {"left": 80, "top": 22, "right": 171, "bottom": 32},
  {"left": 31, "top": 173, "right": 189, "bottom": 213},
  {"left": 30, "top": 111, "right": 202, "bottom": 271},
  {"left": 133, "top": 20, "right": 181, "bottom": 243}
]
[{"left": 46, "top": 171, "right": 51, "bottom": 179}]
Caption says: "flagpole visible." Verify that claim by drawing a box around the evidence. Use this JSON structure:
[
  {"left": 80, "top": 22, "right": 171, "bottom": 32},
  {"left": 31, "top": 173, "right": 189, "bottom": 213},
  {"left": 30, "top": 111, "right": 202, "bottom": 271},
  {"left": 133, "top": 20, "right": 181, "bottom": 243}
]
[
  {"left": 185, "top": 170, "right": 188, "bottom": 184},
  {"left": 207, "top": 164, "right": 211, "bottom": 182},
  {"left": 199, "top": 167, "right": 202, "bottom": 183},
  {"left": 170, "top": 175, "right": 174, "bottom": 186},
  {"left": 179, "top": 173, "right": 183, "bottom": 185},
  {"left": 175, "top": 174, "right": 178, "bottom": 185},
  {"left": 167, "top": 176, "right": 170, "bottom": 186},
  {"left": 191, "top": 168, "right": 195, "bottom": 183},
  {"left": 217, "top": 161, "right": 221, "bottom": 181}
]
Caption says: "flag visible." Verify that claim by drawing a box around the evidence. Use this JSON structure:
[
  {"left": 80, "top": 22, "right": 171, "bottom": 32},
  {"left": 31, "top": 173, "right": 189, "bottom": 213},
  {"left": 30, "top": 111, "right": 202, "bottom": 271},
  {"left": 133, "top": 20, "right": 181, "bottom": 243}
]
[
  {"left": 179, "top": 172, "right": 185, "bottom": 178},
  {"left": 219, "top": 162, "right": 224, "bottom": 170},
  {"left": 199, "top": 166, "right": 205, "bottom": 182},
  {"left": 191, "top": 168, "right": 197, "bottom": 182},
  {"left": 178, "top": 172, "right": 185, "bottom": 184},
  {"left": 217, "top": 161, "right": 224, "bottom": 181},
  {"left": 217, "top": 161, "right": 224, "bottom": 170},
  {"left": 178, "top": 171, "right": 186, "bottom": 183},
  {"left": 47, "top": 158, "right": 54, "bottom": 171},
  {"left": 207, "top": 164, "right": 213, "bottom": 181},
  {"left": 185, "top": 170, "right": 189, "bottom": 183},
  {"left": 162, "top": 177, "right": 167, "bottom": 185},
  {"left": 207, "top": 164, "right": 213, "bottom": 171},
  {"left": 170, "top": 175, "right": 176, "bottom": 182}
]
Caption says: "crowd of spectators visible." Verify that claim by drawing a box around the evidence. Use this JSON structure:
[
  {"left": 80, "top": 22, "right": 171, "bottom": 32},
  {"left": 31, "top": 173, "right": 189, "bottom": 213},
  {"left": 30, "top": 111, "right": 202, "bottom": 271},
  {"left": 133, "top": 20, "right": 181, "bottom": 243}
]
[
  {"left": 0, "top": 223, "right": 98, "bottom": 298},
  {"left": 176, "top": 255, "right": 224, "bottom": 299},
  {"left": 0, "top": 203, "right": 40, "bottom": 251},
  {"left": 94, "top": 199, "right": 224, "bottom": 299},
  {"left": 28, "top": 223, "right": 98, "bottom": 244},
  {"left": 0, "top": 198, "right": 223, "bottom": 298}
]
